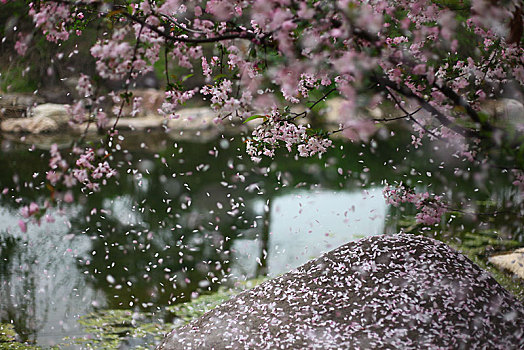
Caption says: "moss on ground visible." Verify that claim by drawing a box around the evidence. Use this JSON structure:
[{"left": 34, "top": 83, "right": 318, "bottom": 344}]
[
  {"left": 0, "top": 324, "right": 41, "bottom": 349},
  {"left": 392, "top": 212, "right": 524, "bottom": 302},
  {"left": 166, "top": 278, "right": 266, "bottom": 324},
  {"left": 0, "top": 278, "right": 265, "bottom": 349},
  {"left": 449, "top": 231, "right": 524, "bottom": 302},
  {"left": 61, "top": 278, "right": 266, "bottom": 349},
  {"left": 60, "top": 309, "right": 172, "bottom": 349}
]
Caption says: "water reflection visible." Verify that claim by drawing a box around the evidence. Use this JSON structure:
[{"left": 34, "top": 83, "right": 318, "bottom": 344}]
[
  {"left": 230, "top": 188, "right": 386, "bottom": 278},
  {"left": 4, "top": 132, "right": 390, "bottom": 346},
  {"left": 0, "top": 208, "right": 104, "bottom": 346},
  {"left": 0, "top": 129, "right": 521, "bottom": 347}
]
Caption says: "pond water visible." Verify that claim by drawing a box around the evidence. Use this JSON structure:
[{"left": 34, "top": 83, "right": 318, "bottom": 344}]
[{"left": 0, "top": 128, "right": 521, "bottom": 347}]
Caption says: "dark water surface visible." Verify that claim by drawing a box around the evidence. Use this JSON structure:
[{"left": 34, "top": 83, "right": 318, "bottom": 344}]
[{"left": 0, "top": 129, "right": 521, "bottom": 347}]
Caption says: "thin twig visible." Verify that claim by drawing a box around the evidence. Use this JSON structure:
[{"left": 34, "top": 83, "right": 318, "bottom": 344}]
[
  {"left": 373, "top": 74, "right": 474, "bottom": 137},
  {"left": 120, "top": 11, "right": 256, "bottom": 44},
  {"left": 372, "top": 108, "right": 421, "bottom": 122},
  {"left": 445, "top": 206, "right": 516, "bottom": 216},
  {"left": 164, "top": 44, "right": 170, "bottom": 86},
  {"left": 161, "top": 14, "right": 207, "bottom": 34},
  {"left": 286, "top": 88, "right": 337, "bottom": 121},
  {"left": 110, "top": 24, "right": 145, "bottom": 134},
  {"left": 328, "top": 106, "right": 423, "bottom": 136},
  {"left": 385, "top": 86, "right": 443, "bottom": 140}
]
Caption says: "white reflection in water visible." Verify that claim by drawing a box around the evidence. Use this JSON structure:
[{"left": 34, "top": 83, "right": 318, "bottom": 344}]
[
  {"left": 231, "top": 188, "right": 386, "bottom": 277},
  {"left": 0, "top": 207, "right": 104, "bottom": 346}
]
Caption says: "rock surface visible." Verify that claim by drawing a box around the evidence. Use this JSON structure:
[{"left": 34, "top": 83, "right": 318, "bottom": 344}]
[
  {"left": 166, "top": 107, "right": 218, "bottom": 130},
  {"left": 0, "top": 93, "right": 44, "bottom": 119},
  {"left": 481, "top": 98, "right": 524, "bottom": 126},
  {"left": 1, "top": 103, "right": 71, "bottom": 133},
  {"left": 489, "top": 248, "right": 524, "bottom": 280},
  {"left": 324, "top": 97, "right": 383, "bottom": 125},
  {"left": 158, "top": 234, "right": 524, "bottom": 350},
  {"left": 1, "top": 115, "right": 59, "bottom": 133},
  {"left": 120, "top": 88, "right": 165, "bottom": 117},
  {"left": 31, "top": 103, "right": 70, "bottom": 125}
]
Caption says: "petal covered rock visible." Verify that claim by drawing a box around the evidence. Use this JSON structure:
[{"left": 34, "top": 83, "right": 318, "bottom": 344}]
[{"left": 158, "top": 234, "right": 524, "bottom": 350}]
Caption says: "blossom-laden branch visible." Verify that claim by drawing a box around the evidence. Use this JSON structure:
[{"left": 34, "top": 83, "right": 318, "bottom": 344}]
[
  {"left": 383, "top": 183, "right": 448, "bottom": 226},
  {"left": 10, "top": 0, "right": 524, "bottom": 229}
]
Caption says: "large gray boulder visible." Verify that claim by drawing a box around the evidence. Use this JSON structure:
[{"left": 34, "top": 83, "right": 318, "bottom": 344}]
[{"left": 158, "top": 234, "right": 524, "bottom": 349}]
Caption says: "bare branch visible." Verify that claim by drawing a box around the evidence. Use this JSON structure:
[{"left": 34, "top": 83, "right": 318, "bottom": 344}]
[
  {"left": 373, "top": 74, "right": 475, "bottom": 138},
  {"left": 120, "top": 11, "right": 256, "bottom": 44},
  {"left": 384, "top": 87, "right": 442, "bottom": 140}
]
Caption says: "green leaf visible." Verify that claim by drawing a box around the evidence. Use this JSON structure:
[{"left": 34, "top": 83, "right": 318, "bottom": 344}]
[
  {"left": 120, "top": 91, "right": 133, "bottom": 103},
  {"left": 213, "top": 74, "right": 228, "bottom": 82},
  {"left": 182, "top": 74, "right": 194, "bottom": 82},
  {"left": 243, "top": 115, "right": 265, "bottom": 124}
]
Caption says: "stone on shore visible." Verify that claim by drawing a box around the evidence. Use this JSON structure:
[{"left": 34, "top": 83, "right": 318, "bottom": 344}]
[
  {"left": 31, "top": 103, "right": 70, "bottom": 124},
  {"left": 489, "top": 248, "right": 524, "bottom": 280},
  {"left": 120, "top": 88, "right": 165, "bottom": 117},
  {"left": 481, "top": 98, "right": 524, "bottom": 127},
  {"left": 1, "top": 103, "right": 71, "bottom": 133},
  {"left": 166, "top": 107, "right": 218, "bottom": 130},
  {"left": 158, "top": 234, "right": 524, "bottom": 350},
  {"left": 0, "top": 93, "right": 44, "bottom": 119},
  {"left": 1, "top": 115, "right": 59, "bottom": 133}
]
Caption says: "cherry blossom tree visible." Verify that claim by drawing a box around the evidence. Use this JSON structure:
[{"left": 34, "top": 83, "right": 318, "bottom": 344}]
[{"left": 5, "top": 0, "right": 524, "bottom": 227}]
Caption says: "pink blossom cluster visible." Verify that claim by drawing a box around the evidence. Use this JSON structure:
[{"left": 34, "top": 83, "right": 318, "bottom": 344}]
[
  {"left": 20, "top": 202, "right": 40, "bottom": 219},
  {"left": 201, "top": 56, "right": 216, "bottom": 78},
  {"left": 168, "top": 42, "right": 203, "bottom": 69},
  {"left": 14, "top": 33, "right": 30, "bottom": 56},
  {"left": 47, "top": 144, "right": 116, "bottom": 192},
  {"left": 342, "top": 118, "right": 377, "bottom": 143},
  {"left": 67, "top": 74, "right": 94, "bottom": 124},
  {"left": 415, "top": 198, "right": 447, "bottom": 226},
  {"left": 47, "top": 143, "right": 74, "bottom": 186},
  {"left": 200, "top": 79, "right": 253, "bottom": 118},
  {"left": 383, "top": 184, "right": 418, "bottom": 207},
  {"left": 23, "top": 0, "right": 523, "bottom": 127},
  {"left": 297, "top": 73, "right": 328, "bottom": 99},
  {"left": 72, "top": 149, "right": 117, "bottom": 191},
  {"left": 246, "top": 111, "right": 332, "bottom": 162},
  {"left": 76, "top": 74, "right": 94, "bottom": 99},
  {"left": 90, "top": 33, "right": 136, "bottom": 80},
  {"left": 132, "top": 21, "right": 163, "bottom": 67},
  {"left": 68, "top": 74, "right": 109, "bottom": 127},
  {"left": 159, "top": 89, "right": 198, "bottom": 119},
  {"left": 16, "top": 0, "right": 524, "bottom": 216},
  {"left": 512, "top": 171, "right": 524, "bottom": 194},
  {"left": 383, "top": 184, "right": 447, "bottom": 226},
  {"left": 69, "top": 100, "right": 88, "bottom": 124},
  {"left": 18, "top": 202, "right": 40, "bottom": 233},
  {"left": 21, "top": 0, "right": 522, "bottom": 149},
  {"left": 297, "top": 137, "right": 333, "bottom": 158},
  {"left": 89, "top": 24, "right": 158, "bottom": 80},
  {"left": 146, "top": 0, "right": 189, "bottom": 17},
  {"left": 205, "top": 0, "right": 244, "bottom": 21},
  {"left": 17, "top": 198, "right": 62, "bottom": 232},
  {"left": 28, "top": 2, "right": 70, "bottom": 42}
]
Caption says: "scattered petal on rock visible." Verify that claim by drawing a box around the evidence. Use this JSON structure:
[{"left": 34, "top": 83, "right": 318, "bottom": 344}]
[{"left": 158, "top": 234, "right": 524, "bottom": 350}]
